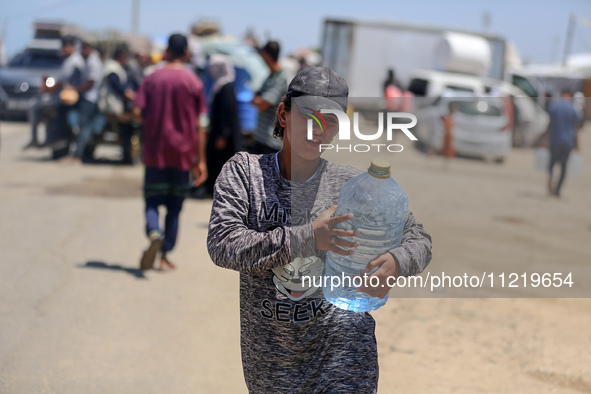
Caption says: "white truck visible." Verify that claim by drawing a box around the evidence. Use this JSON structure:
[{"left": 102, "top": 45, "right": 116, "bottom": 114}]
[{"left": 321, "top": 18, "right": 548, "bottom": 147}]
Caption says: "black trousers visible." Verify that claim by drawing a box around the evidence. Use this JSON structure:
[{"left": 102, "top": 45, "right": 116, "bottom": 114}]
[{"left": 549, "top": 144, "right": 572, "bottom": 196}]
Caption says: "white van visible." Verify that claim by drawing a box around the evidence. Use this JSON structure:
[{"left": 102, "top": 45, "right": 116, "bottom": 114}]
[
  {"left": 408, "top": 69, "right": 549, "bottom": 147},
  {"left": 413, "top": 90, "right": 513, "bottom": 162}
]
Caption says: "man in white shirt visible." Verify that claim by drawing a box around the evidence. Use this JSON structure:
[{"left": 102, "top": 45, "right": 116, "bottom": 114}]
[
  {"left": 61, "top": 41, "right": 104, "bottom": 163},
  {"left": 24, "top": 36, "right": 85, "bottom": 151}
]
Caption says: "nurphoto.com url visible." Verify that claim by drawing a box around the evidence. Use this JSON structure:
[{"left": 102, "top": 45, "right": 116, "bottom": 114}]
[{"left": 303, "top": 272, "right": 575, "bottom": 292}]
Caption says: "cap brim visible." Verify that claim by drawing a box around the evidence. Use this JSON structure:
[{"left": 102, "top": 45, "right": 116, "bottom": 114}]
[{"left": 293, "top": 96, "right": 347, "bottom": 115}]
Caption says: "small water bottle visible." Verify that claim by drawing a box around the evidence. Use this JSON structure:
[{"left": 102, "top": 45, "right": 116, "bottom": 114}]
[{"left": 323, "top": 159, "right": 408, "bottom": 312}]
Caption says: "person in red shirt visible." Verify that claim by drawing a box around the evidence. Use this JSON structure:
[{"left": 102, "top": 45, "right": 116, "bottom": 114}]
[{"left": 134, "top": 33, "right": 208, "bottom": 271}]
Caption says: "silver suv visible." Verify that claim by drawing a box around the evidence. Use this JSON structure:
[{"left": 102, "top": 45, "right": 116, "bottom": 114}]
[{"left": 0, "top": 47, "right": 63, "bottom": 118}]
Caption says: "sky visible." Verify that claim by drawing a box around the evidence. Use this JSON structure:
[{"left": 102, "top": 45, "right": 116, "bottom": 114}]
[{"left": 1, "top": 0, "right": 591, "bottom": 65}]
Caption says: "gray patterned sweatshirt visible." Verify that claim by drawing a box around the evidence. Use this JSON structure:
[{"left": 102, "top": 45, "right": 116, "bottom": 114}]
[{"left": 207, "top": 152, "right": 432, "bottom": 394}]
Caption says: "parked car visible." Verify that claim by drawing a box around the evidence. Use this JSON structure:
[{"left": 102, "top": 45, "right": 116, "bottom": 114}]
[
  {"left": 0, "top": 43, "right": 63, "bottom": 119},
  {"left": 414, "top": 90, "right": 513, "bottom": 163},
  {"left": 408, "top": 69, "right": 549, "bottom": 147}
]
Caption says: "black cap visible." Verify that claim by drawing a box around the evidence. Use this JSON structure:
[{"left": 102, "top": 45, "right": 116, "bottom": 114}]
[
  {"left": 168, "top": 33, "right": 188, "bottom": 55},
  {"left": 287, "top": 66, "right": 349, "bottom": 113},
  {"left": 257, "top": 40, "right": 280, "bottom": 62}
]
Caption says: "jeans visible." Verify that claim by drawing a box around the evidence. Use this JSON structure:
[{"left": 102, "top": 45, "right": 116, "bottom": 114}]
[
  {"left": 144, "top": 167, "right": 191, "bottom": 254},
  {"left": 29, "top": 95, "right": 60, "bottom": 144},
  {"left": 548, "top": 144, "right": 572, "bottom": 196},
  {"left": 45, "top": 98, "right": 95, "bottom": 149},
  {"left": 70, "top": 99, "right": 99, "bottom": 158}
]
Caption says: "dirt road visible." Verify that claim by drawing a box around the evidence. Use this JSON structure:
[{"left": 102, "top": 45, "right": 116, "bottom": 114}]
[{"left": 0, "top": 120, "right": 590, "bottom": 393}]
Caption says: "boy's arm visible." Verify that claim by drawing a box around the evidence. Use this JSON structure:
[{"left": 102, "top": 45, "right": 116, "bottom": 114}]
[
  {"left": 389, "top": 211, "right": 433, "bottom": 277},
  {"left": 207, "top": 155, "right": 315, "bottom": 273}
]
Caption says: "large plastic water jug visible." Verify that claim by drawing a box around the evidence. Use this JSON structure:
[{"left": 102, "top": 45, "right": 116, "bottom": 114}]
[{"left": 323, "top": 159, "right": 408, "bottom": 312}]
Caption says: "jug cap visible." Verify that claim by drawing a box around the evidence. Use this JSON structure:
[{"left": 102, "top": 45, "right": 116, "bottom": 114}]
[{"left": 368, "top": 159, "right": 391, "bottom": 179}]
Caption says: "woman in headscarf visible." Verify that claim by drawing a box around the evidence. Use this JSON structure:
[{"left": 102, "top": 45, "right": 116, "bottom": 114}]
[{"left": 205, "top": 54, "right": 243, "bottom": 195}]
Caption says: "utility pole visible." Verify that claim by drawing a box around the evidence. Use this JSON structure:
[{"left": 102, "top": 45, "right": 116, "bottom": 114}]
[
  {"left": 1, "top": 18, "right": 7, "bottom": 40},
  {"left": 562, "top": 13, "right": 576, "bottom": 67},
  {"left": 131, "top": 0, "right": 140, "bottom": 34},
  {"left": 481, "top": 11, "right": 491, "bottom": 32}
]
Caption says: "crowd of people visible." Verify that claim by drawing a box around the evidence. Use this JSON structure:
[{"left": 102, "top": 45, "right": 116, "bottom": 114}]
[
  {"left": 18, "top": 31, "right": 302, "bottom": 271},
  {"left": 129, "top": 35, "right": 579, "bottom": 392},
  {"left": 23, "top": 36, "right": 146, "bottom": 164},
  {"left": 2, "top": 30, "right": 432, "bottom": 393},
  {"left": 9, "top": 27, "right": 585, "bottom": 393},
  {"left": 127, "top": 34, "right": 430, "bottom": 393},
  {"left": 21, "top": 33, "right": 293, "bottom": 174},
  {"left": 92, "top": 33, "right": 295, "bottom": 273}
]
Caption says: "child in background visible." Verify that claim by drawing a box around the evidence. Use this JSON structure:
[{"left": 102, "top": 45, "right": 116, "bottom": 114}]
[{"left": 441, "top": 102, "right": 456, "bottom": 168}]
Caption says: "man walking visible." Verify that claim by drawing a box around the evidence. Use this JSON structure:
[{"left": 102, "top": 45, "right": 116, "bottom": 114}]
[
  {"left": 24, "top": 36, "right": 84, "bottom": 150},
  {"left": 61, "top": 41, "right": 103, "bottom": 163},
  {"left": 134, "top": 34, "right": 208, "bottom": 270},
  {"left": 544, "top": 90, "right": 581, "bottom": 197},
  {"left": 250, "top": 40, "right": 287, "bottom": 154}
]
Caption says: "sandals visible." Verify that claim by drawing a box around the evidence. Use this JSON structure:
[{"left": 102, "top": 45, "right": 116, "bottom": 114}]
[{"left": 140, "top": 232, "right": 163, "bottom": 270}]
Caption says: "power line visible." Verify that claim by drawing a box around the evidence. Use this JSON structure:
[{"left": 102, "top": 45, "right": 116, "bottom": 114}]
[{"left": 562, "top": 13, "right": 576, "bottom": 66}]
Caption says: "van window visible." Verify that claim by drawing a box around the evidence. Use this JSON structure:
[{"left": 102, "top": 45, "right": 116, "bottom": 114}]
[
  {"left": 512, "top": 74, "right": 538, "bottom": 98},
  {"left": 9, "top": 50, "right": 63, "bottom": 69},
  {"left": 444, "top": 85, "right": 475, "bottom": 93},
  {"left": 452, "top": 100, "right": 502, "bottom": 116},
  {"left": 408, "top": 78, "right": 428, "bottom": 97}
]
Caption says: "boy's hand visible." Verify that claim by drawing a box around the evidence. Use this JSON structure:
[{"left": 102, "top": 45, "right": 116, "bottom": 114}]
[
  {"left": 313, "top": 205, "right": 359, "bottom": 255},
  {"left": 356, "top": 252, "right": 400, "bottom": 299}
]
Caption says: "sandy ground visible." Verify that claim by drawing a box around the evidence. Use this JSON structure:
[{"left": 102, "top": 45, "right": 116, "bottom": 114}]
[{"left": 0, "top": 119, "right": 590, "bottom": 393}]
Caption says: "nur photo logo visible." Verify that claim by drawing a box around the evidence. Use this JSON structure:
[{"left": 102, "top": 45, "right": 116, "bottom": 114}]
[{"left": 306, "top": 109, "right": 418, "bottom": 153}]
